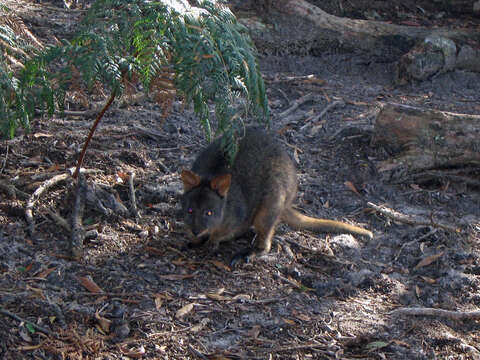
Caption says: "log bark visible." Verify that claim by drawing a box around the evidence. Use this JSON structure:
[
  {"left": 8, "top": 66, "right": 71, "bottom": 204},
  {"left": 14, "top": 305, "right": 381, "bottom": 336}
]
[
  {"left": 246, "top": 0, "right": 480, "bottom": 69},
  {"left": 372, "top": 103, "right": 480, "bottom": 179}
]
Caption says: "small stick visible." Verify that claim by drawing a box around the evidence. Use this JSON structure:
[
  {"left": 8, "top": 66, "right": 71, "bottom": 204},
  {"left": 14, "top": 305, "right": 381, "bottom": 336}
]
[
  {"left": 71, "top": 173, "right": 87, "bottom": 259},
  {"left": 128, "top": 172, "right": 140, "bottom": 220},
  {"left": 278, "top": 93, "right": 315, "bottom": 118},
  {"left": 0, "top": 307, "right": 56, "bottom": 338},
  {"left": 25, "top": 172, "right": 70, "bottom": 238},
  {"left": 46, "top": 208, "right": 71, "bottom": 232},
  {"left": 257, "top": 342, "right": 328, "bottom": 353},
  {"left": 390, "top": 307, "right": 480, "bottom": 321},
  {"left": 301, "top": 99, "right": 345, "bottom": 130},
  {"left": 393, "top": 228, "right": 438, "bottom": 262},
  {"left": 367, "top": 202, "right": 460, "bottom": 233}
]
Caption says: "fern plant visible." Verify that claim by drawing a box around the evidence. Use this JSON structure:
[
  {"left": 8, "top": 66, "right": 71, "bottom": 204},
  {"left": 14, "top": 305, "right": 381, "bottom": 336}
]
[
  {"left": 1, "top": 0, "right": 269, "bottom": 169},
  {"left": 0, "top": 6, "right": 45, "bottom": 137}
]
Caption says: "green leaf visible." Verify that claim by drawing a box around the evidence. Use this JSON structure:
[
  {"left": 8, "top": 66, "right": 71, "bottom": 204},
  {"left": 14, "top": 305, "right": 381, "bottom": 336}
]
[{"left": 25, "top": 323, "right": 36, "bottom": 334}]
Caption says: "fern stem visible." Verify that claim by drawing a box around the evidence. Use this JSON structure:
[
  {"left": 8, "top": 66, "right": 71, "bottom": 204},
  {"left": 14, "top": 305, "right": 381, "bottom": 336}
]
[{"left": 73, "top": 89, "right": 117, "bottom": 179}]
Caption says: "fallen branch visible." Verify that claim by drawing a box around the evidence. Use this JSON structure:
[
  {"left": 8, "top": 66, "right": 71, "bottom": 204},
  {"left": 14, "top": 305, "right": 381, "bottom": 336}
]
[
  {"left": 25, "top": 172, "right": 70, "bottom": 238},
  {"left": 274, "top": 0, "right": 480, "bottom": 59},
  {"left": 278, "top": 93, "right": 315, "bottom": 118},
  {"left": 373, "top": 103, "right": 480, "bottom": 179},
  {"left": 390, "top": 307, "right": 480, "bottom": 321},
  {"left": 367, "top": 202, "right": 460, "bottom": 233}
]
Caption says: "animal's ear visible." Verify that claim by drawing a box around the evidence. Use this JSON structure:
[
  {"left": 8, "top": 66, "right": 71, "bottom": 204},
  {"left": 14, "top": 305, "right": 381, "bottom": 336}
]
[
  {"left": 181, "top": 170, "right": 201, "bottom": 192},
  {"left": 210, "top": 174, "right": 231, "bottom": 197}
]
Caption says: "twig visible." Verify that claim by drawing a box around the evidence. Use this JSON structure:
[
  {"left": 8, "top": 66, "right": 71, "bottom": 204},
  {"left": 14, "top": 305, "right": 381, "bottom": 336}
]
[
  {"left": 393, "top": 228, "right": 438, "bottom": 262},
  {"left": 75, "top": 291, "right": 147, "bottom": 297},
  {"left": 265, "top": 74, "right": 322, "bottom": 83},
  {"left": 0, "top": 306, "right": 57, "bottom": 338},
  {"left": 73, "top": 89, "right": 118, "bottom": 179},
  {"left": 367, "top": 202, "right": 460, "bottom": 233},
  {"left": 275, "top": 236, "right": 321, "bottom": 254},
  {"left": 257, "top": 342, "right": 328, "bottom": 353},
  {"left": 147, "top": 326, "right": 193, "bottom": 338},
  {"left": 390, "top": 307, "right": 480, "bottom": 321},
  {"left": 128, "top": 172, "right": 140, "bottom": 220},
  {"left": 278, "top": 93, "right": 315, "bottom": 118},
  {"left": 25, "top": 173, "right": 70, "bottom": 238},
  {"left": 46, "top": 208, "right": 71, "bottom": 232},
  {"left": 132, "top": 124, "right": 166, "bottom": 141},
  {"left": 273, "top": 271, "right": 313, "bottom": 291},
  {"left": 188, "top": 345, "right": 209, "bottom": 360},
  {"left": 71, "top": 173, "right": 87, "bottom": 259},
  {"left": 301, "top": 99, "right": 345, "bottom": 131}
]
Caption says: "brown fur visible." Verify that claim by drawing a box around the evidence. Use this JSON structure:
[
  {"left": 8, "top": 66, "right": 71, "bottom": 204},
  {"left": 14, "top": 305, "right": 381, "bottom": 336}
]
[{"left": 181, "top": 128, "right": 373, "bottom": 262}]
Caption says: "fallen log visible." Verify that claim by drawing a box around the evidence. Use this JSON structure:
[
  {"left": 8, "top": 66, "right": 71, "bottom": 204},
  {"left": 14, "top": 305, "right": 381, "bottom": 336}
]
[
  {"left": 238, "top": 0, "right": 480, "bottom": 73},
  {"left": 372, "top": 102, "right": 480, "bottom": 181}
]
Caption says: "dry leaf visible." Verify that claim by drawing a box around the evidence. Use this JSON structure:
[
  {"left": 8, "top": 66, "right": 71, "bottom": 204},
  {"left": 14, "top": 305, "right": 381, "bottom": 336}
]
[
  {"left": 145, "top": 246, "right": 164, "bottom": 256},
  {"left": 36, "top": 267, "right": 56, "bottom": 279},
  {"left": 391, "top": 339, "right": 410, "bottom": 348},
  {"left": 248, "top": 325, "right": 261, "bottom": 339},
  {"left": 116, "top": 172, "right": 130, "bottom": 182},
  {"left": 190, "top": 318, "right": 210, "bottom": 333},
  {"left": 33, "top": 132, "right": 53, "bottom": 138},
  {"left": 95, "top": 311, "right": 112, "bottom": 333},
  {"left": 77, "top": 276, "right": 103, "bottom": 293},
  {"left": 122, "top": 345, "right": 146, "bottom": 358},
  {"left": 232, "top": 294, "right": 251, "bottom": 301},
  {"left": 282, "top": 318, "right": 296, "bottom": 325},
  {"left": 344, "top": 181, "right": 360, "bottom": 195},
  {"left": 206, "top": 293, "right": 230, "bottom": 301},
  {"left": 295, "top": 313, "right": 311, "bottom": 322},
  {"left": 414, "top": 251, "right": 444, "bottom": 270},
  {"left": 420, "top": 276, "right": 436, "bottom": 284},
  {"left": 415, "top": 285, "right": 421, "bottom": 298},
  {"left": 293, "top": 148, "right": 300, "bottom": 164},
  {"left": 17, "top": 343, "right": 44, "bottom": 351},
  {"left": 154, "top": 296, "right": 163, "bottom": 310},
  {"left": 210, "top": 260, "right": 231, "bottom": 272},
  {"left": 176, "top": 303, "right": 194, "bottom": 318},
  {"left": 377, "top": 161, "right": 400, "bottom": 173}
]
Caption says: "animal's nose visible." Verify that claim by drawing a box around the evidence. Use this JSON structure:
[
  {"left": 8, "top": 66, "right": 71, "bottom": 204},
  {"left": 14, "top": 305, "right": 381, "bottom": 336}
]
[{"left": 191, "top": 229, "right": 199, "bottom": 237}]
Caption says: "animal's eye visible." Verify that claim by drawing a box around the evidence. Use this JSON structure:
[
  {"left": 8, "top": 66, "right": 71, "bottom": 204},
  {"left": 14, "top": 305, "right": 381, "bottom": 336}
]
[
  {"left": 187, "top": 208, "right": 193, "bottom": 214},
  {"left": 205, "top": 210, "right": 213, "bottom": 216}
]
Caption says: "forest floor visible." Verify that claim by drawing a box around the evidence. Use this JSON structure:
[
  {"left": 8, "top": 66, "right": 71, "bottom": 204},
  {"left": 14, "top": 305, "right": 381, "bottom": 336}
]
[{"left": 1, "top": 0, "right": 480, "bottom": 359}]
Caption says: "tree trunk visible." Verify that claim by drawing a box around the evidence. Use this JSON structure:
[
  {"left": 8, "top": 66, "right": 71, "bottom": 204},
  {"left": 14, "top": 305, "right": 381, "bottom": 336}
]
[{"left": 372, "top": 103, "right": 480, "bottom": 181}]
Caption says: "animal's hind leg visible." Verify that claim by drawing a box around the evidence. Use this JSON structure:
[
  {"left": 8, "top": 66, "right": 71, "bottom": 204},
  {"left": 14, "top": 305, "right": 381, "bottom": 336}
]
[{"left": 231, "top": 192, "right": 285, "bottom": 265}]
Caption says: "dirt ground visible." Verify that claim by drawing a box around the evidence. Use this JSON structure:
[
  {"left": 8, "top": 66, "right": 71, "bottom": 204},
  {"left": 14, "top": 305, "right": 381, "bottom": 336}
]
[{"left": 1, "top": 1, "right": 480, "bottom": 359}]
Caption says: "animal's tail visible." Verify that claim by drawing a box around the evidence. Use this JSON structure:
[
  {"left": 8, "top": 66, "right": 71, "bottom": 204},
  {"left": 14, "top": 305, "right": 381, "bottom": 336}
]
[{"left": 282, "top": 207, "right": 373, "bottom": 239}]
